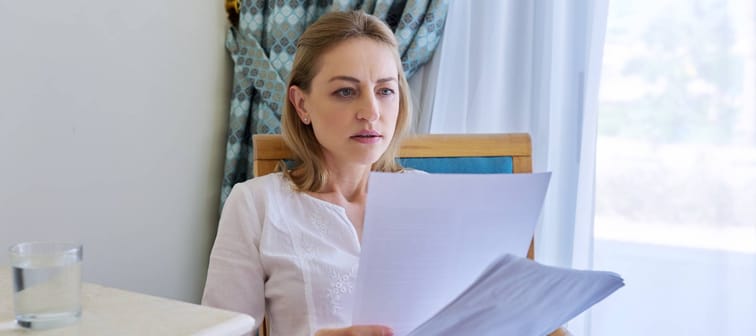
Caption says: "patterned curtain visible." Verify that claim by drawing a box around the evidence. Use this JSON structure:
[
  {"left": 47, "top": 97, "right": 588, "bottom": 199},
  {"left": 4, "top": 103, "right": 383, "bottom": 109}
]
[{"left": 220, "top": 0, "right": 449, "bottom": 206}]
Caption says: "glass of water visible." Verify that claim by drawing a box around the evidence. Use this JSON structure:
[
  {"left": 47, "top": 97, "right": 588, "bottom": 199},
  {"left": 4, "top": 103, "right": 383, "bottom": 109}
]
[{"left": 9, "top": 242, "right": 83, "bottom": 329}]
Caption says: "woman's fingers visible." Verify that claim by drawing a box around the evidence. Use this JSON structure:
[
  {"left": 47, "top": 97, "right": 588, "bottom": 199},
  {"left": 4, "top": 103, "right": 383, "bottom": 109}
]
[{"left": 314, "top": 325, "right": 394, "bottom": 336}]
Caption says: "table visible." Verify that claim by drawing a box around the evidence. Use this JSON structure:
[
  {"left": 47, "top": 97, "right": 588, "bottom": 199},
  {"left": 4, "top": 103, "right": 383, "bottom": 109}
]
[{"left": 0, "top": 268, "right": 255, "bottom": 335}]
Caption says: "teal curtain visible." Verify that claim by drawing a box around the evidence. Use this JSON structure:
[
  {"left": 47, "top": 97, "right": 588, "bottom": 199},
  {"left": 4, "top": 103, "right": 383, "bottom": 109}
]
[{"left": 220, "top": 0, "right": 449, "bottom": 206}]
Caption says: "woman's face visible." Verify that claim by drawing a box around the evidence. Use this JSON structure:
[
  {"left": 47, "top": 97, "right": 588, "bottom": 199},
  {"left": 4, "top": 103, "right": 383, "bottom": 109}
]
[{"left": 289, "top": 38, "right": 400, "bottom": 172}]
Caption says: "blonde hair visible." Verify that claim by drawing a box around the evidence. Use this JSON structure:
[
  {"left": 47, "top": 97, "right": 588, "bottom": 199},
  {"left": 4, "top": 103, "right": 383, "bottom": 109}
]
[{"left": 280, "top": 11, "right": 412, "bottom": 192}]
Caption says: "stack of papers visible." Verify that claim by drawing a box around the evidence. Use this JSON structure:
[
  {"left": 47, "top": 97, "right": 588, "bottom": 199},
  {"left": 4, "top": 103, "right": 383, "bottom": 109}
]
[
  {"left": 407, "top": 254, "right": 623, "bottom": 335},
  {"left": 352, "top": 172, "right": 624, "bottom": 335}
]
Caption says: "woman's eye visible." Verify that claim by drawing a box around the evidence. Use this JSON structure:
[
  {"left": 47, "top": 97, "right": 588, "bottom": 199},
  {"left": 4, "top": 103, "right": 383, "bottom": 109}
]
[
  {"left": 378, "top": 88, "right": 395, "bottom": 96},
  {"left": 334, "top": 88, "right": 356, "bottom": 97}
]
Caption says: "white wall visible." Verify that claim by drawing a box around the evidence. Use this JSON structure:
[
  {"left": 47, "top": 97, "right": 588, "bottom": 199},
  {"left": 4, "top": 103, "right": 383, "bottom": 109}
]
[{"left": 0, "top": 0, "right": 231, "bottom": 302}]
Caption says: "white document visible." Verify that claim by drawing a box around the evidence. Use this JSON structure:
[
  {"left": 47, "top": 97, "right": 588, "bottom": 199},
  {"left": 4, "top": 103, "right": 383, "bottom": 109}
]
[
  {"left": 352, "top": 172, "right": 552, "bottom": 335},
  {"left": 407, "top": 254, "right": 624, "bottom": 336}
]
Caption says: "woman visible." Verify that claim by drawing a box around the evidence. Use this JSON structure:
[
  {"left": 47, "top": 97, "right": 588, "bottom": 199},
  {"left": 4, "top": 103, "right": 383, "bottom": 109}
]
[{"left": 202, "top": 11, "right": 410, "bottom": 336}]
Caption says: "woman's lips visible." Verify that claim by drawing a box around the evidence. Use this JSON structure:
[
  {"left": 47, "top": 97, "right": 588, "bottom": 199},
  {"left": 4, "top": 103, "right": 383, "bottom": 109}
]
[{"left": 350, "top": 132, "right": 382, "bottom": 144}]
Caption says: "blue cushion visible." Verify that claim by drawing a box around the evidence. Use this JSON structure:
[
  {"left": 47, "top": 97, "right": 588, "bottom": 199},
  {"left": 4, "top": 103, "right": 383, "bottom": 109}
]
[{"left": 398, "top": 157, "right": 513, "bottom": 174}]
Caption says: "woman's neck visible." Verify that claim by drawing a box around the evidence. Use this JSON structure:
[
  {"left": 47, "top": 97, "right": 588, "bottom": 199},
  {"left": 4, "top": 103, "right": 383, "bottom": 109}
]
[
  {"left": 318, "top": 164, "right": 371, "bottom": 203},
  {"left": 307, "top": 164, "right": 372, "bottom": 241}
]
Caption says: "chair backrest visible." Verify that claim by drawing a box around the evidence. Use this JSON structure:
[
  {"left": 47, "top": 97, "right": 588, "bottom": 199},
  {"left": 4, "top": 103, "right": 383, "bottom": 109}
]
[
  {"left": 252, "top": 133, "right": 535, "bottom": 259},
  {"left": 253, "top": 133, "right": 533, "bottom": 174}
]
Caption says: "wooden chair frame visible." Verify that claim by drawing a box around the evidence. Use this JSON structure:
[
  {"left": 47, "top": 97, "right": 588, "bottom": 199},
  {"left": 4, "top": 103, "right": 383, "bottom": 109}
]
[{"left": 253, "top": 133, "right": 533, "bottom": 172}]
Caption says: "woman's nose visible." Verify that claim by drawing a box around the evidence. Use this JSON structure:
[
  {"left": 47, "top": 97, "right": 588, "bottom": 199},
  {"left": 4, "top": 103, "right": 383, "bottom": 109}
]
[{"left": 357, "top": 94, "right": 380, "bottom": 122}]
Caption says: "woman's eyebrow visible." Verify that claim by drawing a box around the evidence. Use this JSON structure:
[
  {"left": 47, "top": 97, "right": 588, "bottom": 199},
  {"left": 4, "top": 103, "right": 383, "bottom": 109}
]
[
  {"left": 328, "top": 76, "right": 397, "bottom": 84},
  {"left": 377, "top": 77, "right": 398, "bottom": 84},
  {"left": 329, "top": 76, "right": 360, "bottom": 83}
]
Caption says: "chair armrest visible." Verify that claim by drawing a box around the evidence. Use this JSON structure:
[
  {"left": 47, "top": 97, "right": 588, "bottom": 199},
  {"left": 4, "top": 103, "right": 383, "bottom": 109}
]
[{"left": 549, "top": 327, "right": 572, "bottom": 336}]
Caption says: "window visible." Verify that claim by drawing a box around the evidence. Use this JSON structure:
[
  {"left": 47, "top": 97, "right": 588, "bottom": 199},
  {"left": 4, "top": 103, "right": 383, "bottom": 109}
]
[{"left": 592, "top": 0, "right": 756, "bottom": 334}]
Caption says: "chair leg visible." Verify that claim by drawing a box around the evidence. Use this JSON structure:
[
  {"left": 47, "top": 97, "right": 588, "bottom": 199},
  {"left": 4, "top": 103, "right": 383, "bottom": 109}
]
[{"left": 259, "top": 317, "right": 269, "bottom": 336}]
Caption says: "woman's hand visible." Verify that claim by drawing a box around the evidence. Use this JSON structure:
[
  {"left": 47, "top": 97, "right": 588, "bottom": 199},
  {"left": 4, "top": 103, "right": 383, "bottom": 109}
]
[{"left": 315, "top": 325, "right": 394, "bottom": 336}]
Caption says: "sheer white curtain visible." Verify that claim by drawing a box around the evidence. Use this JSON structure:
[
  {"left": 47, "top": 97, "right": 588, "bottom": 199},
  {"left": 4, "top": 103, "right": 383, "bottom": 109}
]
[
  {"left": 411, "top": 0, "right": 609, "bottom": 265},
  {"left": 409, "top": 1, "right": 609, "bottom": 330}
]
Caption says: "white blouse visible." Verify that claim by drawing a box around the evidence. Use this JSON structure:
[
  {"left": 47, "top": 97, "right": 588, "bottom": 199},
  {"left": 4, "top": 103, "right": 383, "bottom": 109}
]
[{"left": 202, "top": 172, "right": 362, "bottom": 336}]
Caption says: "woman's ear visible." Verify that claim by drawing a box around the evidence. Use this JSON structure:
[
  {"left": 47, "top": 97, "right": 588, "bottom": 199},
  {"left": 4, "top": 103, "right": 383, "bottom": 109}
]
[{"left": 289, "top": 86, "right": 310, "bottom": 124}]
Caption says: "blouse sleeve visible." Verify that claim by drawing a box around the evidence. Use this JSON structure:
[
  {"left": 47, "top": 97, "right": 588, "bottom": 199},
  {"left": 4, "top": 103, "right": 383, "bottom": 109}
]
[{"left": 202, "top": 183, "right": 266, "bottom": 330}]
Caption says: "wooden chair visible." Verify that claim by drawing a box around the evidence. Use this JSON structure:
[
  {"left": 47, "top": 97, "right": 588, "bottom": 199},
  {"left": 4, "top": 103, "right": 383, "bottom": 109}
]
[{"left": 252, "top": 133, "right": 567, "bottom": 336}]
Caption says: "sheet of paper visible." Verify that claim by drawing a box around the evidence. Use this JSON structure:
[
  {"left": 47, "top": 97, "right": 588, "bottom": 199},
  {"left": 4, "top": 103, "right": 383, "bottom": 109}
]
[
  {"left": 351, "top": 172, "right": 551, "bottom": 335},
  {"left": 407, "top": 254, "right": 624, "bottom": 336}
]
